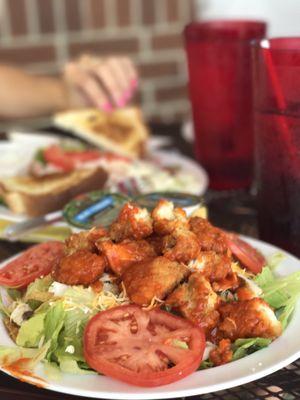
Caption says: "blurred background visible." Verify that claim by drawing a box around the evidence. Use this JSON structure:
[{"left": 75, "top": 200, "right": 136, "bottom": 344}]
[
  {"left": 0, "top": 0, "right": 195, "bottom": 127},
  {"left": 0, "top": 0, "right": 300, "bottom": 129}
]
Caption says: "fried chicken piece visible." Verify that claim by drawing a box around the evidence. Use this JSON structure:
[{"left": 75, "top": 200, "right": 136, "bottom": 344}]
[
  {"left": 53, "top": 249, "right": 106, "bottom": 286},
  {"left": 147, "top": 234, "right": 165, "bottom": 255},
  {"left": 189, "top": 217, "right": 229, "bottom": 254},
  {"left": 236, "top": 286, "right": 256, "bottom": 301},
  {"left": 65, "top": 227, "right": 108, "bottom": 255},
  {"left": 209, "top": 339, "right": 233, "bottom": 366},
  {"left": 122, "top": 256, "right": 189, "bottom": 306},
  {"left": 97, "top": 239, "right": 157, "bottom": 275},
  {"left": 151, "top": 200, "right": 188, "bottom": 236},
  {"left": 218, "top": 298, "right": 282, "bottom": 340},
  {"left": 109, "top": 203, "right": 153, "bottom": 242},
  {"left": 189, "top": 251, "right": 238, "bottom": 291},
  {"left": 166, "top": 273, "right": 220, "bottom": 335},
  {"left": 162, "top": 229, "right": 200, "bottom": 264}
]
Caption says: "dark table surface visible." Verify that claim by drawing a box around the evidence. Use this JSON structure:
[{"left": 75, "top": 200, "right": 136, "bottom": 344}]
[{"left": 0, "top": 123, "right": 299, "bottom": 400}]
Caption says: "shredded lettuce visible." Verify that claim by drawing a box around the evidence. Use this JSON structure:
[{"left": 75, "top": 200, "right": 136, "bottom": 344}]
[
  {"left": 276, "top": 296, "right": 299, "bottom": 330},
  {"left": 24, "top": 275, "right": 54, "bottom": 304},
  {"left": 1, "top": 284, "right": 105, "bottom": 374},
  {"left": 267, "top": 253, "right": 286, "bottom": 271},
  {"left": 34, "top": 148, "right": 46, "bottom": 165},
  {"left": 54, "top": 308, "right": 90, "bottom": 364},
  {"left": 232, "top": 338, "right": 272, "bottom": 361},
  {"left": 0, "top": 345, "right": 39, "bottom": 365},
  {"left": 0, "top": 341, "right": 50, "bottom": 370},
  {"left": 58, "top": 357, "right": 95, "bottom": 375},
  {"left": 172, "top": 339, "right": 189, "bottom": 349},
  {"left": 255, "top": 266, "right": 300, "bottom": 329},
  {"left": 16, "top": 312, "right": 46, "bottom": 348},
  {"left": 199, "top": 360, "right": 214, "bottom": 370},
  {"left": 63, "top": 286, "right": 96, "bottom": 309},
  {"left": 44, "top": 361, "right": 61, "bottom": 380},
  {"left": 44, "top": 302, "right": 65, "bottom": 361},
  {"left": 254, "top": 254, "right": 300, "bottom": 328},
  {"left": 254, "top": 266, "right": 275, "bottom": 288},
  {"left": 3, "top": 297, "right": 92, "bottom": 374},
  {"left": 0, "top": 294, "right": 10, "bottom": 317},
  {"left": 7, "top": 289, "right": 22, "bottom": 301}
]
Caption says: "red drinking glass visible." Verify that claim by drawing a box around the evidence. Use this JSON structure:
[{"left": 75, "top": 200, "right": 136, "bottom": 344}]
[
  {"left": 184, "top": 20, "right": 267, "bottom": 190},
  {"left": 253, "top": 38, "right": 300, "bottom": 257}
]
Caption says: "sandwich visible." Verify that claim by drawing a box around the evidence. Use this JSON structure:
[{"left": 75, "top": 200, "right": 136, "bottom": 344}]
[
  {"left": 0, "top": 167, "right": 107, "bottom": 217},
  {"left": 53, "top": 107, "right": 149, "bottom": 158}
]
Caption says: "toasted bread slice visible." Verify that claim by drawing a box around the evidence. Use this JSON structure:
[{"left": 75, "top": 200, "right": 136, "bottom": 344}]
[
  {"left": 0, "top": 167, "right": 107, "bottom": 217},
  {"left": 54, "top": 107, "right": 149, "bottom": 158}
]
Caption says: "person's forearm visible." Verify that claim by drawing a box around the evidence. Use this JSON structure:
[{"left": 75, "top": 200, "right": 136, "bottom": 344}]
[{"left": 0, "top": 65, "right": 69, "bottom": 119}]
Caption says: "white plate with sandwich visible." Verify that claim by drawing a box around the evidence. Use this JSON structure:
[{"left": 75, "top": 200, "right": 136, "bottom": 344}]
[{"left": 0, "top": 108, "right": 208, "bottom": 241}]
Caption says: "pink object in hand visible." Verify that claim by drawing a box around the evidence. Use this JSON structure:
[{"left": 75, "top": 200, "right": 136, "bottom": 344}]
[
  {"left": 116, "top": 96, "right": 127, "bottom": 108},
  {"left": 102, "top": 102, "right": 112, "bottom": 112},
  {"left": 131, "top": 78, "right": 138, "bottom": 89}
]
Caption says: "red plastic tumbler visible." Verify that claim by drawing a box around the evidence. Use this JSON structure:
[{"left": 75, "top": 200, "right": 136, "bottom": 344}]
[
  {"left": 252, "top": 38, "right": 300, "bottom": 257},
  {"left": 184, "top": 20, "right": 267, "bottom": 190}
]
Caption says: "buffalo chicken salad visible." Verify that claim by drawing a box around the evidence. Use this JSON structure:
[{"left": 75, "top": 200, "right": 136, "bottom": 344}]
[{"left": 0, "top": 200, "right": 299, "bottom": 387}]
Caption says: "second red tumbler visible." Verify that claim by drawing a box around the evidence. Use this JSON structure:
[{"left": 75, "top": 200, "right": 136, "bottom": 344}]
[{"left": 184, "top": 20, "right": 266, "bottom": 190}]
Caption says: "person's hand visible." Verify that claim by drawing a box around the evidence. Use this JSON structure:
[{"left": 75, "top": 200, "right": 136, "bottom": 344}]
[{"left": 63, "top": 55, "right": 138, "bottom": 111}]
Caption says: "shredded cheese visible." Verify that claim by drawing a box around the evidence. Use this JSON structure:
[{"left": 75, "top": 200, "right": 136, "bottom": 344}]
[
  {"left": 231, "top": 261, "right": 254, "bottom": 279},
  {"left": 143, "top": 297, "right": 164, "bottom": 311},
  {"left": 96, "top": 290, "right": 129, "bottom": 311}
]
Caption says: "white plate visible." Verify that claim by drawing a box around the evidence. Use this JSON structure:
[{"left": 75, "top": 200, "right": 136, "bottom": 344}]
[
  {"left": 147, "top": 149, "right": 208, "bottom": 196},
  {"left": 0, "top": 134, "right": 208, "bottom": 227},
  {"left": 0, "top": 237, "right": 300, "bottom": 399}
]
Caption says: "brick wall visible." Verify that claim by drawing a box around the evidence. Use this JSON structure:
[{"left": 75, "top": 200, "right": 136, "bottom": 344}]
[{"left": 0, "top": 0, "right": 196, "bottom": 122}]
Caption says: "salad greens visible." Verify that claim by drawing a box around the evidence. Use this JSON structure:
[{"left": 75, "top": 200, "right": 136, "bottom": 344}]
[
  {"left": 16, "top": 312, "right": 46, "bottom": 347},
  {"left": 199, "top": 337, "right": 272, "bottom": 368},
  {"left": 34, "top": 149, "right": 46, "bottom": 165},
  {"left": 254, "top": 254, "right": 300, "bottom": 329},
  {"left": 199, "top": 359, "right": 214, "bottom": 370},
  {"left": 0, "top": 273, "right": 128, "bottom": 375},
  {"left": 232, "top": 338, "right": 272, "bottom": 361},
  {"left": 0, "top": 252, "right": 299, "bottom": 376},
  {"left": 0, "top": 294, "right": 91, "bottom": 374}
]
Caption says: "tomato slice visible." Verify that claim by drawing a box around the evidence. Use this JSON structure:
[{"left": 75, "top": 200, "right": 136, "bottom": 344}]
[
  {"left": 0, "top": 241, "right": 65, "bottom": 288},
  {"left": 43, "top": 145, "right": 101, "bottom": 171},
  {"left": 84, "top": 305, "right": 205, "bottom": 387},
  {"left": 43, "top": 145, "right": 75, "bottom": 171},
  {"left": 66, "top": 150, "right": 101, "bottom": 162},
  {"left": 226, "top": 233, "right": 266, "bottom": 274}
]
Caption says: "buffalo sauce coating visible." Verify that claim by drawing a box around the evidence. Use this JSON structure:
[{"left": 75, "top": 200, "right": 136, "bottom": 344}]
[
  {"left": 122, "top": 256, "right": 190, "bottom": 306},
  {"left": 218, "top": 298, "right": 282, "bottom": 340},
  {"left": 209, "top": 339, "right": 233, "bottom": 366},
  {"left": 189, "top": 217, "right": 229, "bottom": 254},
  {"left": 2, "top": 357, "right": 47, "bottom": 388},
  {"left": 166, "top": 272, "right": 220, "bottom": 336},
  {"left": 97, "top": 239, "right": 157, "bottom": 276},
  {"left": 109, "top": 203, "right": 153, "bottom": 242},
  {"left": 53, "top": 249, "right": 106, "bottom": 286}
]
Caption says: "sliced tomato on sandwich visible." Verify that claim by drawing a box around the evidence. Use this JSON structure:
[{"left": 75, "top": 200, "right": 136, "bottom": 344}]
[{"left": 43, "top": 145, "right": 101, "bottom": 171}]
